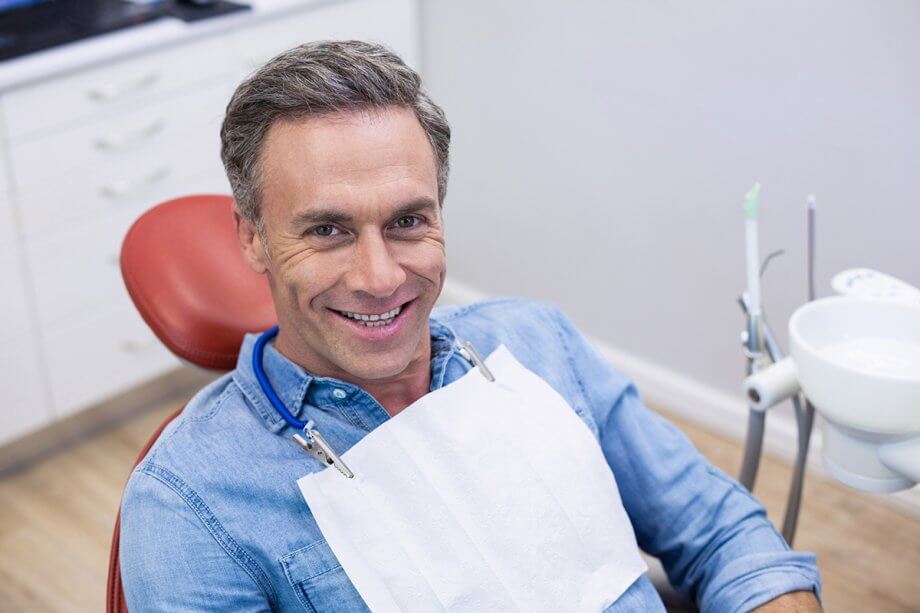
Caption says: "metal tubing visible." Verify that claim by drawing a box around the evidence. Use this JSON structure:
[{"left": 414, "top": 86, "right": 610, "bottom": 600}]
[
  {"left": 738, "top": 293, "right": 768, "bottom": 491},
  {"left": 782, "top": 198, "right": 818, "bottom": 545},
  {"left": 781, "top": 396, "right": 814, "bottom": 545},
  {"left": 739, "top": 409, "right": 766, "bottom": 491}
]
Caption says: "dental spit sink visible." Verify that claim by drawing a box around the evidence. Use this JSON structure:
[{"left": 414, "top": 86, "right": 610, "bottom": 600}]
[{"left": 745, "top": 296, "right": 920, "bottom": 492}]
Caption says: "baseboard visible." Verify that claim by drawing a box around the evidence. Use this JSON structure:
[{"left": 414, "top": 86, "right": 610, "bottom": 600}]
[
  {"left": 438, "top": 278, "right": 920, "bottom": 517},
  {"left": 0, "top": 366, "right": 216, "bottom": 477}
]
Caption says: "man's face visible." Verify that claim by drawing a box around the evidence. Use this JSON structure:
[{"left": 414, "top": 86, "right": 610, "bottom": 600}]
[{"left": 236, "top": 106, "right": 446, "bottom": 383}]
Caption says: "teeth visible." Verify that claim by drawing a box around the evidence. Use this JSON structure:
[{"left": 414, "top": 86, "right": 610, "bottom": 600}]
[{"left": 338, "top": 305, "right": 403, "bottom": 326}]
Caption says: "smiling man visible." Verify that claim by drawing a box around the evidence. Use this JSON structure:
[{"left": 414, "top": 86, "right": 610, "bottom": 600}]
[
  {"left": 119, "top": 41, "right": 822, "bottom": 611},
  {"left": 237, "top": 104, "right": 446, "bottom": 415}
]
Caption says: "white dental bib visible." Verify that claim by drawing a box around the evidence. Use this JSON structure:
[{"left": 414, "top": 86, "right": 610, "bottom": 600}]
[{"left": 297, "top": 345, "right": 647, "bottom": 612}]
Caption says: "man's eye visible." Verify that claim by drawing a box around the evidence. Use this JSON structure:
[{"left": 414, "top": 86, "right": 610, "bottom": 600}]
[
  {"left": 313, "top": 224, "right": 337, "bottom": 237},
  {"left": 394, "top": 215, "right": 420, "bottom": 229}
]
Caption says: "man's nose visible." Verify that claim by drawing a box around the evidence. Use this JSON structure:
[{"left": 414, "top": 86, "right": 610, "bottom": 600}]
[{"left": 344, "top": 231, "right": 407, "bottom": 298}]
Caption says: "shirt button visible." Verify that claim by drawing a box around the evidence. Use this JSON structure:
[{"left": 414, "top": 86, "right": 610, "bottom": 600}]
[{"left": 332, "top": 388, "right": 347, "bottom": 399}]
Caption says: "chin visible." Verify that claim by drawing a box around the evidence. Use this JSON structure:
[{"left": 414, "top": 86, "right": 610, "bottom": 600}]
[{"left": 340, "top": 353, "right": 412, "bottom": 381}]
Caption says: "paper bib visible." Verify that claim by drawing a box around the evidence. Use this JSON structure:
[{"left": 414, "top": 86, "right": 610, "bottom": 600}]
[{"left": 298, "top": 345, "right": 646, "bottom": 612}]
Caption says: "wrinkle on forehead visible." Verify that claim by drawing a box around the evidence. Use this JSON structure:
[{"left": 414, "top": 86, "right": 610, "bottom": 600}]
[{"left": 259, "top": 106, "right": 438, "bottom": 222}]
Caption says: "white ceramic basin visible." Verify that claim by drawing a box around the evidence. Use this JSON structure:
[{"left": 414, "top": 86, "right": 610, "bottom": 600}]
[
  {"left": 744, "top": 295, "right": 920, "bottom": 492},
  {"left": 790, "top": 296, "right": 920, "bottom": 434}
]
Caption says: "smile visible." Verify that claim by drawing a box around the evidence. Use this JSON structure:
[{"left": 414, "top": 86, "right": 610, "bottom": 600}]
[{"left": 334, "top": 304, "right": 404, "bottom": 327}]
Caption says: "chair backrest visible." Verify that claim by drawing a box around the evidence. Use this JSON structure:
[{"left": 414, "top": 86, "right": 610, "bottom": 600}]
[
  {"left": 119, "top": 194, "right": 276, "bottom": 370},
  {"left": 107, "top": 195, "right": 276, "bottom": 612}
]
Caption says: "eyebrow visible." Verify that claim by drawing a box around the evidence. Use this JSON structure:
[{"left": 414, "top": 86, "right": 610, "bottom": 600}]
[{"left": 290, "top": 197, "right": 439, "bottom": 228}]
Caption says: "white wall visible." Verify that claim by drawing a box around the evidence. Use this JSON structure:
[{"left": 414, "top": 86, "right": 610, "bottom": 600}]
[{"left": 421, "top": 0, "right": 920, "bottom": 400}]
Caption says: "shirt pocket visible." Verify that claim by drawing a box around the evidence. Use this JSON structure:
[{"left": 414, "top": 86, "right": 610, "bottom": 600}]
[{"left": 280, "top": 539, "right": 370, "bottom": 613}]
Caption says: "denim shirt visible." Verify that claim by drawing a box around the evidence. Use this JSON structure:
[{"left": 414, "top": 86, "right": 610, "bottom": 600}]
[{"left": 120, "top": 299, "right": 821, "bottom": 612}]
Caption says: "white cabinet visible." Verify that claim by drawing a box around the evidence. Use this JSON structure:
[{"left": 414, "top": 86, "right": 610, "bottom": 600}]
[
  {"left": 0, "top": 245, "right": 32, "bottom": 342},
  {"left": 12, "top": 79, "right": 234, "bottom": 237},
  {"left": 0, "top": 187, "right": 14, "bottom": 250},
  {"left": 0, "top": 132, "right": 16, "bottom": 248},
  {"left": 0, "top": 0, "right": 418, "bottom": 451},
  {"left": 2, "top": 34, "right": 236, "bottom": 141},
  {"left": 0, "top": 332, "right": 51, "bottom": 446},
  {"left": 45, "top": 301, "right": 178, "bottom": 417},
  {"left": 0, "top": 246, "right": 50, "bottom": 446}
]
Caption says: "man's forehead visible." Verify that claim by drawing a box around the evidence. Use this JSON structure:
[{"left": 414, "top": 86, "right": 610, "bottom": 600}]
[
  {"left": 259, "top": 107, "right": 438, "bottom": 217},
  {"left": 263, "top": 108, "right": 434, "bottom": 172}
]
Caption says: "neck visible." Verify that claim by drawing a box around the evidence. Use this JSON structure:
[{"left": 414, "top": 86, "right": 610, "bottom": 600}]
[
  {"left": 274, "top": 329, "right": 433, "bottom": 418},
  {"left": 360, "top": 356, "right": 431, "bottom": 416}
]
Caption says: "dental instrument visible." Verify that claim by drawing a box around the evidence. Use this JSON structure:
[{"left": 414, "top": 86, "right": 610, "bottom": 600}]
[
  {"left": 739, "top": 183, "right": 769, "bottom": 492},
  {"left": 738, "top": 192, "right": 818, "bottom": 545}
]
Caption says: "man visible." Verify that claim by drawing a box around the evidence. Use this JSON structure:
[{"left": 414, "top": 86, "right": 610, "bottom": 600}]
[{"left": 120, "top": 41, "right": 822, "bottom": 611}]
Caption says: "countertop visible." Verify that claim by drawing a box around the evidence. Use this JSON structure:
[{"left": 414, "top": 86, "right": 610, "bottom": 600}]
[{"left": 0, "top": 0, "right": 336, "bottom": 92}]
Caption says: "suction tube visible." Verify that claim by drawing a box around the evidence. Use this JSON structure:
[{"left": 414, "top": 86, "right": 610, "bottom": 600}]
[{"left": 743, "top": 358, "right": 800, "bottom": 410}]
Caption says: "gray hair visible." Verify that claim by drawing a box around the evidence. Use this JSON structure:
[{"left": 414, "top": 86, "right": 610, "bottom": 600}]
[{"left": 220, "top": 40, "right": 451, "bottom": 228}]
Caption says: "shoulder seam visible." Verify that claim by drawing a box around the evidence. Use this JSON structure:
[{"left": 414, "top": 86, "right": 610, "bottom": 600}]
[
  {"left": 138, "top": 463, "right": 278, "bottom": 607},
  {"left": 436, "top": 296, "right": 542, "bottom": 322},
  {"left": 187, "top": 380, "right": 237, "bottom": 423},
  {"left": 546, "top": 306, "right": 592, "bottom": 420}
]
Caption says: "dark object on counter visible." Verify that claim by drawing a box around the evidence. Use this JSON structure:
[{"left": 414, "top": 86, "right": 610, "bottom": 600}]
[
  {"left": 0, "top": 0, "right": 250, "bottom": 62},
  {"left": 171, "top": 0, "right": 247, "bottom": 23}
]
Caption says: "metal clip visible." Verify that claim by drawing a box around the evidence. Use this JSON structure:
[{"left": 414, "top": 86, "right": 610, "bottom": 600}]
[
  {"left": 293, "top": 426, "right": 354, "bottom": 479},
  {"left": 458, "top": 341, "right": 495, "bottom": 382}
]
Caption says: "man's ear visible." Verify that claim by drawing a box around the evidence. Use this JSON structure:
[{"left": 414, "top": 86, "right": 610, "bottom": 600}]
[{"left": 233, "top": 204, "right": 269, "bottom": 275}]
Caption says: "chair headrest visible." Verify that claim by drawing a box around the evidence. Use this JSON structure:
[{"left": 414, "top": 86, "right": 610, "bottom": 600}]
[{"left": 120, "top": 195, "right": 276, "bottom": 371}]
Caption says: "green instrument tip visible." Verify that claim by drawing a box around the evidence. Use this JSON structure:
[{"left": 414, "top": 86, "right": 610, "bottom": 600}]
[{"left": 744, "top": 182, "right": 761, "bottom": 220}]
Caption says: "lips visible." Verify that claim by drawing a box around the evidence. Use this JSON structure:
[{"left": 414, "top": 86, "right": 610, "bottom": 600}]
[
  {"left": 335, "top": 304, "right": 403, "bottom": 327},
  {"left": 328, "top": 299, "right": 414, "bottom": 339}
]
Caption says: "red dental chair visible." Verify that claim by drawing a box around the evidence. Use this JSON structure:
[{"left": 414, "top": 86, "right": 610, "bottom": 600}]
[{"left": 106, "top": 194, "right": 276, "bottom": 613}]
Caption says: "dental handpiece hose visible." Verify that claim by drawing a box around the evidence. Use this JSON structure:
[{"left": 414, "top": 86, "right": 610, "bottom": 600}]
[{"left": 740, "top": 183, "right": 768, "bottom": 491}]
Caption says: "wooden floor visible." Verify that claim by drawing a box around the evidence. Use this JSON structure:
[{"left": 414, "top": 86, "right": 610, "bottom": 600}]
[{"left": 0, "top": 387, "right": 918, "bottom": 612}]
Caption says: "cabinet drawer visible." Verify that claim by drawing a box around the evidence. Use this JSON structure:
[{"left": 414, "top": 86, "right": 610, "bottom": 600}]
[
  {"left": 44, "top": 300, "right": 178, "bottom": 417},
  {"left": 228, "top": 0, "right": 419, "bottom": 73},
  {"left": 0, "top": 245, "right": 32, "bottom": 341},
  {"left": 16, "top": 126, "right": 226, "bottom": 237},
  {"left": 10, "top": 78, "right": 232, "bottom": 189},
  {"left": 0, "top": 133, "right": 10, "bottom": 192},
  {"left": 0, "top": 194, "right": 15, "bottom": 248},
  {"left": 0, "top": 332, "right": 51, "bottom": 446},
  {"left": 27, "top": 206, "right": 136, "bottom": 331},
  {"left": 19, "top": 161, "right": 204, "bottom": 238},
  {"left": 0, "top": 142, "right": 13, "bottom": 248},
  {"left": 3, "top": 35, "right": 235, "bottom": 142}
]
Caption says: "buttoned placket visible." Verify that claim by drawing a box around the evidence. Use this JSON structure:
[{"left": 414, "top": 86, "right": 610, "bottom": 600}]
[{"left": 238, "top": 318, "right": 472, "bottom": 439}]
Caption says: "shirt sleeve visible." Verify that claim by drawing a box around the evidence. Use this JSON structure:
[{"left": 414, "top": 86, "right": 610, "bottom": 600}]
[
  {"left": 119, "top": 467, "right": 273, "bottom": 612},
  {"left": 551, "top": 307, "right": 822, "bottom": 611}
]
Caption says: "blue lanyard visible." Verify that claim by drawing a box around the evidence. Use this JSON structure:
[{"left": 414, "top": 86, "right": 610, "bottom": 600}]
[{"left": 252, "top": 325, "right": 309, "bottom": 430}]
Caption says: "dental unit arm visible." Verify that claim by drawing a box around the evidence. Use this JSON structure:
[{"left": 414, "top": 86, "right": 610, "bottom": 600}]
[{"left": 738, "top": 188, "right": 920, "bottom": 543}]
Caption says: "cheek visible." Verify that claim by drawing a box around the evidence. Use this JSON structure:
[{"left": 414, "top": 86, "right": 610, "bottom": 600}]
[
  {"left": 394, "top": 241, "right": 446, "bottom": 281},
  {"left": 275, "top": 251, "right": 348, "bottom": 308}
]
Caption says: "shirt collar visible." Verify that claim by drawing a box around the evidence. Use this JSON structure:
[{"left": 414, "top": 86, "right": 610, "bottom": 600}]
[{"left": 233, "top": 316, "right": 459, "bottom": 433}]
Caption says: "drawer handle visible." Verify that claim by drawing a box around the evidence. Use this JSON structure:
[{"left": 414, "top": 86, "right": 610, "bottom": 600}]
[
  {"left": 87, "top": 72, "right": 160, "bottom": 103},
  {"left": 121, "top": 338, "right": 158, "bottom": 353},
  {"left": 99, "top": 166, "right": 170, "bottom": 200},
  {"left": 94, "top": 119, "right": 165, "bottom": 152}
]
